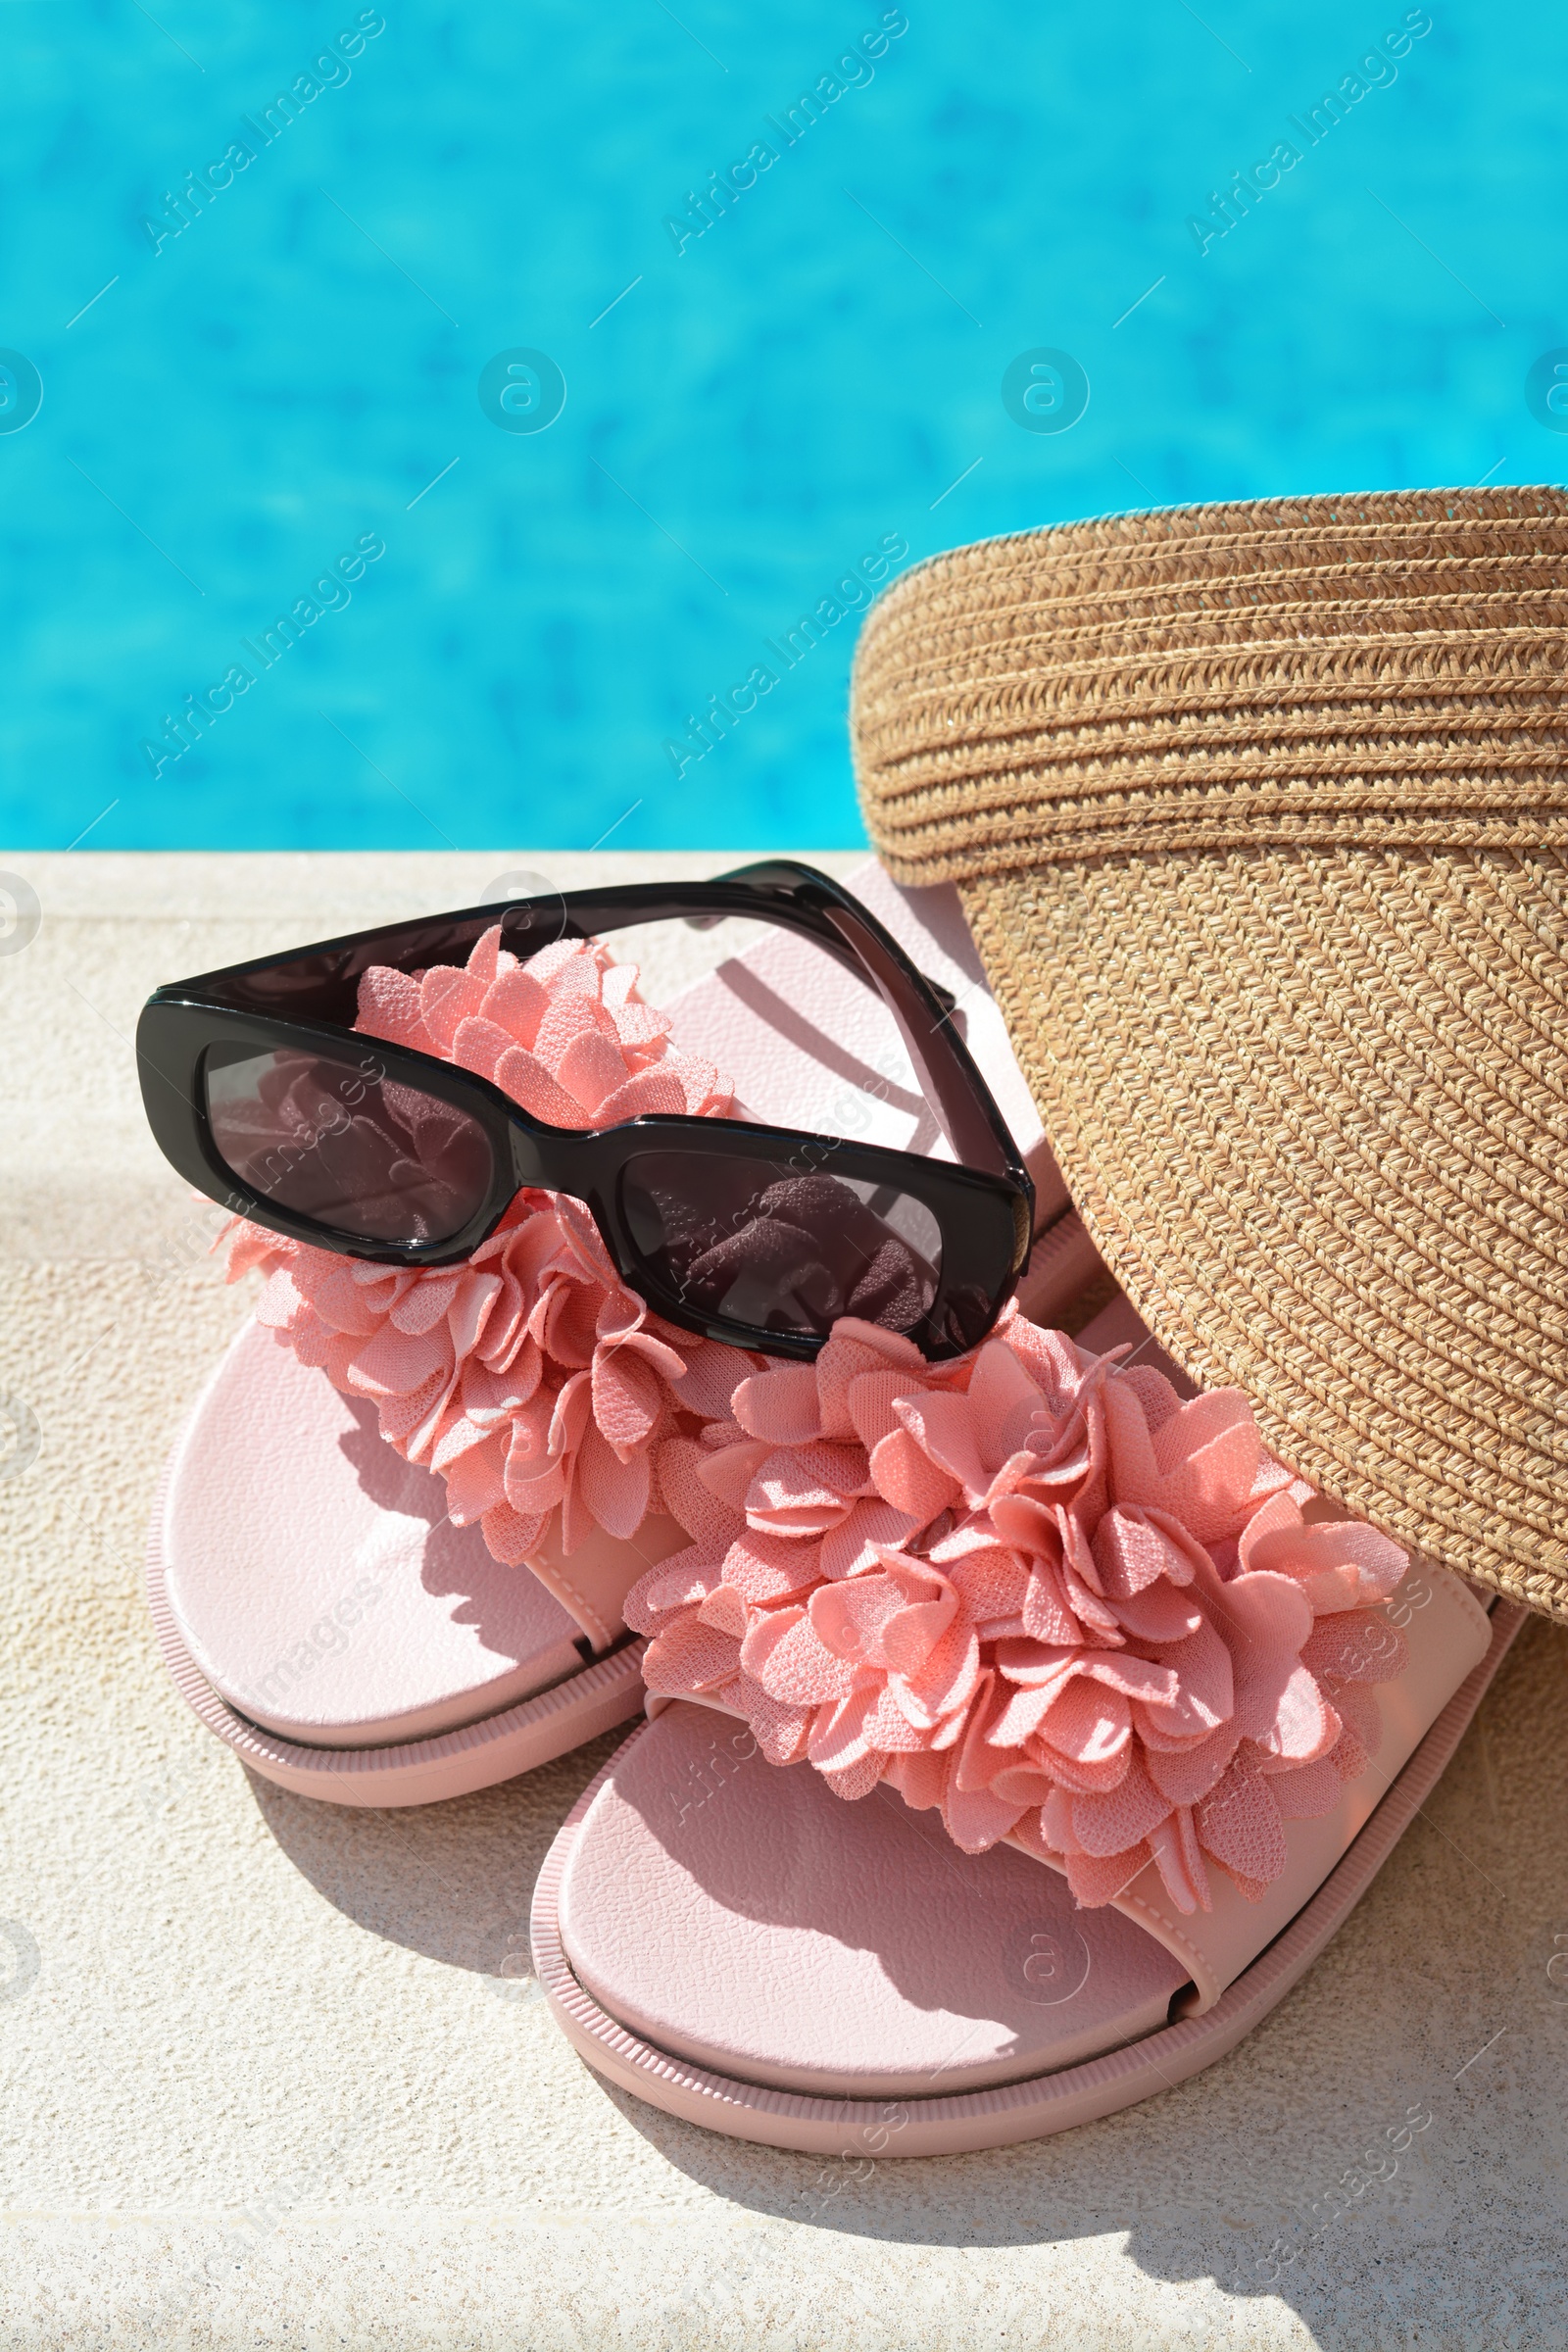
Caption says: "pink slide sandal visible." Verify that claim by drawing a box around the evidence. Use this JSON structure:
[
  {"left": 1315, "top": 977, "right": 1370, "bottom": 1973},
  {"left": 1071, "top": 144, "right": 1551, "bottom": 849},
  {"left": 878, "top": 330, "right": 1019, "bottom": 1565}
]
[
  {"left": 146, "top": 1316, "right": 678, "bottom": 1806},
  {"left": 149, "top": 860, "right": 1075, "bottom": 1807},
  {"left": 532, "top": 1254, "right": 1519, "bottom": 2154}
]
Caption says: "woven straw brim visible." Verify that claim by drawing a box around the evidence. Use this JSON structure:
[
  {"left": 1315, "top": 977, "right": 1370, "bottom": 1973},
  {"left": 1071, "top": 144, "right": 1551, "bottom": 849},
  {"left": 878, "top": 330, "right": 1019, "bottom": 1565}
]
[{"left": 853, "top": 490, "right": 1568, "bottom": 1621}]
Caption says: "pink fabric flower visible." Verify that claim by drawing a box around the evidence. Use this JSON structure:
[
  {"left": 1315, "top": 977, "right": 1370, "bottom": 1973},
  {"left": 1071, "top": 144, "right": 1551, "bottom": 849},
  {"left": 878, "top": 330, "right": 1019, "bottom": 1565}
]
[
  {"left": 629, "top": 1308, "right": 1412, "bottom": 1915},
  {"left": 225, "top": 924, "right": 755, "bottom": 1566}
]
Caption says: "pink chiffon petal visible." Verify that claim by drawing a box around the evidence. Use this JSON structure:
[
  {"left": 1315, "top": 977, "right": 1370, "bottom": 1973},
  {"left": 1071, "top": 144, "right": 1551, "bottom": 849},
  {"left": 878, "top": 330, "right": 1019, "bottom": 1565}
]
[
  {"left": 1039, "top": 1675, "right": 1132, "bottom": 1766},
  {"left": 1246, "top": 1514, "right": 1409, "bottom": 1610},
  {"left": 643, "top": 1616, "right": 744, "bottom": 1696},
  {"left": 869, "top": 1427, "right": 962, "bottom": 1522},
  {"left": 593, "top": 1066, "right": 688, "bottom": 1125},
  {"left": 893, "top": 1612, "right": 981, "bottom": 1730},
  {"left": 1063, "top": 1843, "right": 1152, "bottom": 1907},
  {"left": 697, "top": 1584, "right": 749, "bottom": 1639},
  {"left": 1108, "top": 1581, "right": 1204, "bottom": 1643},
  {"left": 664, "top": 1053, "right": 720, "bottom": 1113},
  {"left": 695, "top": 1439, "right": 773, "bottom": 1512},
  {"left": 464, "top": 924, "right": 509, "bottom": 985},
  {"left": 1148, "top": 1811, "right": 1210, "bottom": 1915},
  {"left": 450, "top": 1015, "right": 516, "bottom": 1083},
  {"left": 1093, "top": 1504, "right": 1196, "bottom": 1598},
  {"left": 1070, "top": 1751, "right": 1172, "bottom": 1857},
  {"left": 988, "top": 1759, "right": 1056, "bottom": 1807},
  {"left": 808, "top": 1682, "right": 923, "bottom": 1775},
  {"left": 808, "top": 1574, "right": 907, "bottom": 1665},
  {"left": 790, "top": 1440, "right": 872, "bottom": 1497},
  {"left": 533, "top": 987, "right": 610, "bottom": 1070},
  {"left": 478, "top": 963, "right": 548, "bottom": 1049},
  {"left": 1145, "top": 1721, "right": 1241, "bottom": 1807},
  {"left": 389, "top": 1271, "right": 462, "bottom": 1337},
  {"left": 347, "top": 1323, "right": 452, "bottom": 1397},
  {"left": 1196, "top": 1753, "right": 1289, "bottom": 1889},
  {"left": 722, "top": 1530, "right": 823, "bottom": 1606},
  {"left": 940, "top": 1542, "right": 1029, "bottom": 1627},
  {"left": 1267, "top": 1755, "right": 1345, "bottom": 1819},
  {"left": 740, "top": 1607, "right": 858, "bottom": 1707},
  {"left": 479, "top": 1501, "right": 548, "bottom": 1566},
  {"left": 593, "top": 1343, "right": 664, "bottom": 1457},
  {"left": 1301, "top": 1609, "right": 1409, "bottom": 1687},
  {"left": 1322, "top": 1678, "right": 1384, "bottom": 1774},
  {"left": 420, "top": 965, "right": 487, "bottom": 1051},
  {"left": 731, "top": 1364, "right": 824, "bottom": 1446},
  {"left": 816, "top": 1747, "right": 887, "bottom": 1802},
  {"left": 356, "top": 966, "right": 430, "bottom": 1050},
  {"left": 881, "top": 1746, "right": 951, "bottom": 1813},
  {"left": 575, "top": 1418, "right": 652, "bottom": 1542},
  {"left": 493, "top": 1045, "right": 588, "bottom": 1127},
  {"left": 666, "top": 1339, "right": 752, "bottom": 1423},
  {"left": 988, "top": 1671, "right": 1075, "bottom": 1746},
  {"left": 441, "top": 1436, "right": 508, "bottom": 1522},
  {"left": 844, "top": 1367, "right": 928, "bottom": 1450},
  {"left": 818, "top": 1498, "right": 918, "bottom": 1581},
  {"left": 657, "top": 1436, "right": 747, "bottom": 1547},
  {"left": 890, "top": 1390, "right": 991, "bottom": 1499},
  {"left": 732, "top": 1674, "right": 814, "bottom": 1766},
  {"left": 1133, "top": 1616, "right": 1235, "bottom": 1748},
  {"left": 1029, "top": 1742, "right": 1132, "bottom": 1795},
  {"left": 555, "top": 1027, "right": 631, "bottom": 1114},
  {"left": 814, "top": 1335, "right": 919, "bottom": 1445},
  {"left": 942, "top": 1778, "right": 1027, "bottom": 1854},
  {"left": 623, "top": 1545, "right": 728, "bottom": 1636},
  {"left": 881, "top": 1585, "right": 960, "bottom": 1678},
  {"left": 964, "top": 1338, "right": 1052, "bottom": 1468}
]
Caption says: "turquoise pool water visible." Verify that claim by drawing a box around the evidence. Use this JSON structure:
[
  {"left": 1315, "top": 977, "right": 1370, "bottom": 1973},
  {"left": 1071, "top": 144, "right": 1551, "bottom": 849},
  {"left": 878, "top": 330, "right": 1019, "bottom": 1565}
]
[{"left": 1, "top": 1, "right": 1562, "bottom": 851}]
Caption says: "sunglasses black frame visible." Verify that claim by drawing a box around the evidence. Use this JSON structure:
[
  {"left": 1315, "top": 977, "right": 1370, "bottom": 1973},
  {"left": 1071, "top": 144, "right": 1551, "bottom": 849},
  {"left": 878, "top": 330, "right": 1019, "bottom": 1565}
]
[{"left": 136, "top": 860, "right": 1034, "bottom": 1362}]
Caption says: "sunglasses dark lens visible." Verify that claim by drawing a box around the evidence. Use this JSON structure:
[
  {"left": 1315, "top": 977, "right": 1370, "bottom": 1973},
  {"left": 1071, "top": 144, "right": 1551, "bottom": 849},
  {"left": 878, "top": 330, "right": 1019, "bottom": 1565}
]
[
  {"left": 203, "top": 1044, "right": 495, "bottom": 1247},
  {"left": 619, "top": 1151, "right": 942, "bottom": 1342}
]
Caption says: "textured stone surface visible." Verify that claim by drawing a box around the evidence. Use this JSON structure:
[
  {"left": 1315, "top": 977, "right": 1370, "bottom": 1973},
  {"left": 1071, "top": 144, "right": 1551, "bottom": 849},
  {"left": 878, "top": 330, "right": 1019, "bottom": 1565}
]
[{"left": 0, "top": 854, "right": 1564, "bottom": 2350}]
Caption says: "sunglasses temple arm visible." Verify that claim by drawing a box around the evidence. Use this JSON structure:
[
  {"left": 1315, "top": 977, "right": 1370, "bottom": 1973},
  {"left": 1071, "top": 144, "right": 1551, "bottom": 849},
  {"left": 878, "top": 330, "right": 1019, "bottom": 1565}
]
[
  {"left": 698, "top": 861, "right": 956, "bottom": 1013},
  {"left": 832, "top": 914, "right": 1019, "bottom": 1178},
  {"left": 708, "top": 858, "right": 1016, "bottom": 1180}
]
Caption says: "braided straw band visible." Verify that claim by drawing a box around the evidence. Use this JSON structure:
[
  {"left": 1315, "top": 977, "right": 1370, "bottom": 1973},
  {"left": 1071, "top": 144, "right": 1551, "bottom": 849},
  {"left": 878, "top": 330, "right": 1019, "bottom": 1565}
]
[{"left": 852, "top": 490, "right": 1568, "bottom": 1619}]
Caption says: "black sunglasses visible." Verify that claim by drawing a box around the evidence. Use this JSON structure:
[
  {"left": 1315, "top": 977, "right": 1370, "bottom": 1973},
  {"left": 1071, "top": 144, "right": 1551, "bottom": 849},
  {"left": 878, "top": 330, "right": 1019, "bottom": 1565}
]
[{"left": 136, "top": 859, "right": 1033, "bottom": 1362}]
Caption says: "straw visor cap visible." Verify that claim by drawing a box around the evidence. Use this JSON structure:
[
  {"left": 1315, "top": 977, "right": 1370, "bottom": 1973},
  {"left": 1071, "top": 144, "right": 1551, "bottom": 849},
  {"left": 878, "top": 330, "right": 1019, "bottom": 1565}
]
[{"left": 853, "top": 490, "right": 1568, "bottom": 1620}]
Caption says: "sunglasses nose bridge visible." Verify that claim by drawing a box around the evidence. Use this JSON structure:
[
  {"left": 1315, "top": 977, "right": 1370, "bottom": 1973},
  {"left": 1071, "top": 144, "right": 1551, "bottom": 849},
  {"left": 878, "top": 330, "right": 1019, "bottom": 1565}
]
[
  {"left": 505, "top": 1112, "right": 595, "bottom": 1202},
  {"left": 504, "top": 1113, "right": 632, "bottom": 1292}
]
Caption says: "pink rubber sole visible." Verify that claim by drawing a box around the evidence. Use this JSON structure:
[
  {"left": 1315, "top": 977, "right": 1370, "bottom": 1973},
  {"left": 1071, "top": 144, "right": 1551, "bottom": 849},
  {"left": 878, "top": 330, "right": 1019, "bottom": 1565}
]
[
  {"left": 147, "top": 1465, "right": 648, "bottom": 1807},
  {"left": 531, "top": 1600, "right": 1524, "bottom": 2155}
]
